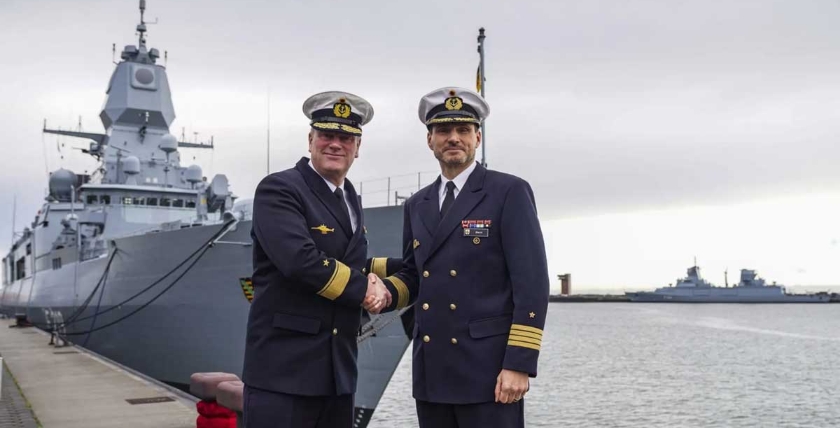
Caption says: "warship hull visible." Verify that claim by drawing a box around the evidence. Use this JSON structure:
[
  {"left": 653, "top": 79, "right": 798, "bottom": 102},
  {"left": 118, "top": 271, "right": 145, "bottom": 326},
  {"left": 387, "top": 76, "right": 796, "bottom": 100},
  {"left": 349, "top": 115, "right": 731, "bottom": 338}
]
[
  {"left": 0, "top": 205, "right": 409, "bottom": 420},
  {"left": 1, "top": 4, "right": 412, "bottom": 426}
]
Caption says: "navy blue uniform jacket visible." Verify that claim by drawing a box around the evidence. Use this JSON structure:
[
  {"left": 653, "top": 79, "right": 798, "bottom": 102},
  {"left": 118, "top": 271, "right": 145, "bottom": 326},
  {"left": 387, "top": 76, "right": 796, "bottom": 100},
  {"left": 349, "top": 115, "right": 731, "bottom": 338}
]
[
  {"left": 243, "top": 157, "right": 371, "bottom": 396},
  {"left": 381, "top": 163, "right": 550, "bottom": 404}
]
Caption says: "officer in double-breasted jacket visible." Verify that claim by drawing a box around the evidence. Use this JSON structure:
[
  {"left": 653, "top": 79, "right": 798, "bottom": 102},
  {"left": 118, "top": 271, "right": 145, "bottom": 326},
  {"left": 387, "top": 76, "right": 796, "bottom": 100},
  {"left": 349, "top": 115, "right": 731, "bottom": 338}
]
[
  {"left": 243, "top": 91, "right": 392, "bottom": 428},
  {"left": 378, "top": 87, "right": 550, "bottom": 428}
]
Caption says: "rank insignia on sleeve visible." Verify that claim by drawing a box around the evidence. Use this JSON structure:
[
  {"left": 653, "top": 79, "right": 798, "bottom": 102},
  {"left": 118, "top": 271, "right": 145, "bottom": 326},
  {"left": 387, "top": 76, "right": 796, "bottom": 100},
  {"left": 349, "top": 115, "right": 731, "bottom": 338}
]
[
  {"left": 529, "top": 312, "right": 536, "bottom": 318},
  {"left": 311, "top": 224, "right": 335, "bottom": 235}
]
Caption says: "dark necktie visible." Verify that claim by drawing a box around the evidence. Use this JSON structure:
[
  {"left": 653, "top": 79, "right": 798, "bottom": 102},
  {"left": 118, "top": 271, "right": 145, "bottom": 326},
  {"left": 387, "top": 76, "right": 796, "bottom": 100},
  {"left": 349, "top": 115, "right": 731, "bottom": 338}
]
[
  {"left": 334, "top": 187, "right": 351, "bottom": 223},
  {"left": 440, "top": 181, "right": 456, "bottom": 216}
]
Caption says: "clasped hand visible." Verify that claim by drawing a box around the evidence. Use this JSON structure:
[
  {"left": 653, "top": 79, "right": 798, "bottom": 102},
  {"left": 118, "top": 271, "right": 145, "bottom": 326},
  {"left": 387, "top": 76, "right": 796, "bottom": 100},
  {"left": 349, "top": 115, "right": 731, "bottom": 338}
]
[{"left": 362, "top": 273, "right": 391, "bottom": 314}]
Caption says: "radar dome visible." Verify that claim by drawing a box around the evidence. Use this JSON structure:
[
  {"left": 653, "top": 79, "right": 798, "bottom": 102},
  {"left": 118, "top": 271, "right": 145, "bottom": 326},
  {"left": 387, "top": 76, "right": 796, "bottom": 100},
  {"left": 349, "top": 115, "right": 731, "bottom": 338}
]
[
  {"left": 122, "top": 156, "right": 141, "bottom": 175},
  {"left": 159, "top": 133, "right": 178, "bottom": 153},
  {"left": 186, "top": 164, "right": 203, "bottom": 184},
  {"left": 49, "top": 168, "right": 76, "bottom": 202}
]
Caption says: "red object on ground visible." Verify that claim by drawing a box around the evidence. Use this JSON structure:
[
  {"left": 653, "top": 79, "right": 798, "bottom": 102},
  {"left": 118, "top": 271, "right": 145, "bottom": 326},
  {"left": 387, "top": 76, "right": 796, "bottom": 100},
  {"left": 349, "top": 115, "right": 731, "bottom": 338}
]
[{"left": 196, "top": 400, "right": 236, "bottom": 428}]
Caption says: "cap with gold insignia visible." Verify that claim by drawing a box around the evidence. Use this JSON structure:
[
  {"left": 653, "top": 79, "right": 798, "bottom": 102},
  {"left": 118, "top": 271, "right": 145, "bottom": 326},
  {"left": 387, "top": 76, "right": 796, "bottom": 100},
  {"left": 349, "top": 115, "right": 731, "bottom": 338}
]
[
  {"left": 303, "top": 91, "right": 374, "bottom": 136},
  {"left": 418, "top": 87, "right": 490, "bottom": 127}
]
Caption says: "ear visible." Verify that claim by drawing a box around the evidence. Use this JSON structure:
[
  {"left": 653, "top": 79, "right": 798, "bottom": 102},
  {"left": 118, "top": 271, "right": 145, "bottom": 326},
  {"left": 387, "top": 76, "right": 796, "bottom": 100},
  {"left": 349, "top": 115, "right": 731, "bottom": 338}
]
[
  {"left": 307, "top": 131, "right": 314, "bottom": 153},
  {"left": 427, "top": 131, "right": 433, "bottom": 151},
  {"left": 475, "top": 129, "right": 482, "bottom": 149},
  {"left": 355, "top": 137, "right": 362, "bottom": 158}
]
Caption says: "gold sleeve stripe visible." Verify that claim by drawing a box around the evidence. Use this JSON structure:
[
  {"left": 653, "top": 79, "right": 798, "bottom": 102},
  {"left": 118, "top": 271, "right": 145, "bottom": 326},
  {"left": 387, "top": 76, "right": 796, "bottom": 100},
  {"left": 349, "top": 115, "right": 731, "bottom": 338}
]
[
  {"left": 386, "top": 275, "right": 409, "bottom": 309},
  {"left": 511, "top": 324, "right": 543, "bottom": 336},
  {"left": 317, "top": 261, "right": 351, "bottom": 300},
  {"left": 371, "top": 258, "right": 389, "bottom": 278},
  {"left": 508, "top": 340, "right": 541, "bottom": 351},
  {"left": 508, "top": 335, "right": 542, "bottom": 346},
  {"left": 509, "top": 331, "right": 543, "bottom": 341}
]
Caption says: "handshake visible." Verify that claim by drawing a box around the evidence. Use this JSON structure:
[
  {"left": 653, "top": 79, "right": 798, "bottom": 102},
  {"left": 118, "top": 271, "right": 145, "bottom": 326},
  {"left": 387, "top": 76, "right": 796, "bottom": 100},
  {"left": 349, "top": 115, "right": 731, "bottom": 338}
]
[{"left": 362, "top": 273, "right": 391, "bottom": 314}]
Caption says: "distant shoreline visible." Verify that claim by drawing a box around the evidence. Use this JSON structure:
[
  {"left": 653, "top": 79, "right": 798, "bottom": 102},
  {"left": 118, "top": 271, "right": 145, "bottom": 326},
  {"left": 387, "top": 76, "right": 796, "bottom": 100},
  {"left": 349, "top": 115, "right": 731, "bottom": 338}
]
[{"left": 549, "top": 293, "right": 840, "bottom": 303}]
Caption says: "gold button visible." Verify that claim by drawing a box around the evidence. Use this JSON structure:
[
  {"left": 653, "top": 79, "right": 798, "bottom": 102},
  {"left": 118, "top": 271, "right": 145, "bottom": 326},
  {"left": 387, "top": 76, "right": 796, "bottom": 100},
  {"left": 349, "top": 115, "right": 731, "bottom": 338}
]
[
  {"left": 422, "top": 303, "right": 430, "bottom": 310},
  {"left": 450, "top": 304, "right": 457, "bottom": 310},
  {"left": 423, "top": 271, "right": 430, "bottom": 278},
  {"left": 423, "top": 335, "right": 430, "bottom": 343},
  {"left": 451, "top": 338, "right": 458, "bottom": 345},
  {"left": 450, "top": 270, "right": 457, "bottom": 277},
  {"left": 332, "top": 328, "right": 338, "bottom": 336}
]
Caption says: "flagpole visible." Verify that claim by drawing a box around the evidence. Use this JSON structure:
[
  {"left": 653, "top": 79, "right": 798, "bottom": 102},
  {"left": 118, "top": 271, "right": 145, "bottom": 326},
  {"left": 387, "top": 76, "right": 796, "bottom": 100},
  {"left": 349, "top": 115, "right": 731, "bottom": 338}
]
[{"left": 477, "top": 27, "right": 487, "bottom": 167}]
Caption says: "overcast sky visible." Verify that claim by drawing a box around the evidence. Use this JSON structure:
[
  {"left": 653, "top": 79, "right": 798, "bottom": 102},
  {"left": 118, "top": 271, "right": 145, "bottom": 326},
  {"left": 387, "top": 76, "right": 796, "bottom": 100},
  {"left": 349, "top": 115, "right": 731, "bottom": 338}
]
[{"left": 2, "top": 0, "right": 839, "bottom": 290}]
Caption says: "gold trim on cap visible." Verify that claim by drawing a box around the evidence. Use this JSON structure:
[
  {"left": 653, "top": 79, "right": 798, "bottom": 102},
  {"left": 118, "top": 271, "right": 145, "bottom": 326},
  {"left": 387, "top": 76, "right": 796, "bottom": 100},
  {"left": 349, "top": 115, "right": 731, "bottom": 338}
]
[
  {"left": 426, "top": 117, "right": 480, "bottom": 125},
  {"left": 311, "top": 122, "right": 362, "bottom": 135}
]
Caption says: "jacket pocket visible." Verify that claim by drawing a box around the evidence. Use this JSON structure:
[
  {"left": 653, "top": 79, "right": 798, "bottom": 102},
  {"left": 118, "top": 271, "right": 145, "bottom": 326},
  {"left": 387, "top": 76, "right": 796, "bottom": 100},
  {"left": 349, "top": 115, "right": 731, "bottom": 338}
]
[
  {"left": 468, "top": 315, "right": 512, "bottom": 339},
  {"left": 273, "top": 312, "right": 321, "bottom": 335}
]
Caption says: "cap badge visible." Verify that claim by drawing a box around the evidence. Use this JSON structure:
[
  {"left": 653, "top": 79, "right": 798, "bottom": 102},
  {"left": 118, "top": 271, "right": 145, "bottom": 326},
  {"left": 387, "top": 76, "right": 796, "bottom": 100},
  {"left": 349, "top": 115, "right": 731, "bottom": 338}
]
[
  {"left": 445, "top": 97, "right": 463, "bottom": 111},
  {"left": 333, "top": 102, "right": 352, "bottom": 118}
]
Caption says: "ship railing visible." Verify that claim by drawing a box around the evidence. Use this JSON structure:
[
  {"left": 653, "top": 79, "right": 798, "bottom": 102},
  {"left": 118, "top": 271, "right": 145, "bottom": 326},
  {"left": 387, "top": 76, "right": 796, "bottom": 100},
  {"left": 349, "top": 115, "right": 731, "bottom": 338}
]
[
  {"left": 355, "top": 171, "right": 438, "bottom": 208},
  {"left": 119, "top": 215, "right": 224, "bottom": 238}
]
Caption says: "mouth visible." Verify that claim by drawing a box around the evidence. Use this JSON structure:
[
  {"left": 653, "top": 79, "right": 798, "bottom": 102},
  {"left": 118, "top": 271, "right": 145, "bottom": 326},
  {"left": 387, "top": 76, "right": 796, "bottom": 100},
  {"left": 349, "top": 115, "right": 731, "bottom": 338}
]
[{"left": 323, "top": 152, "right": 345, "bottom": 159}]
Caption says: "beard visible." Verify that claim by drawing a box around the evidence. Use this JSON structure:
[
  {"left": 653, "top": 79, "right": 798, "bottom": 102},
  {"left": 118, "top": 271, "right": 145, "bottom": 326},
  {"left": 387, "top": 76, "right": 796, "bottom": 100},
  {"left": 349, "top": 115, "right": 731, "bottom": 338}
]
[{"left": 436, "top": 147, "right": 474, "bottom": 167}]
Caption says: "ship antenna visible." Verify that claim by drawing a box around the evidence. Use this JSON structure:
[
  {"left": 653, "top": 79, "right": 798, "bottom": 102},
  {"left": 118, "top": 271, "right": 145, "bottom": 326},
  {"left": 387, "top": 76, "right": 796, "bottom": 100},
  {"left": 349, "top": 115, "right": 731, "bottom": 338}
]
[{"left": 138, "top": 0, "right": 147, "bottom": 49}]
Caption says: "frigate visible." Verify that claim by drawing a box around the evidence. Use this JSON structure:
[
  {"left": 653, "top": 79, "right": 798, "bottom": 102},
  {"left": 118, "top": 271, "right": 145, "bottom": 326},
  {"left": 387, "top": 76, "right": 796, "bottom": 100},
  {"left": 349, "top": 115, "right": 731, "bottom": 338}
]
[
  {"left": 626, "top": 264, "right": 831, "bottom": 303},
  {"left": 0, "top": 2, "right": 411, "bottom": 426}
]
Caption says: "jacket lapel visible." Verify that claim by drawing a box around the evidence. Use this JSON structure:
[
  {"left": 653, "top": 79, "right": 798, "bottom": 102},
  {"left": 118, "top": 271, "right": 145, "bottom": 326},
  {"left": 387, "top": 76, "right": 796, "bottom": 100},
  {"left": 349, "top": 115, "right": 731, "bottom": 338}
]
[
  {"left": 427, "top": 164, "right": 487, "bottom": 259},
  {"left": 417, "top": 177, "right": 442, "bottom": 237},
  {"left": 295, "top": 158, "right": 353, "bottom": 238},
  {"left": 342, "top": 179, "right": 365, "bottom": 259}
]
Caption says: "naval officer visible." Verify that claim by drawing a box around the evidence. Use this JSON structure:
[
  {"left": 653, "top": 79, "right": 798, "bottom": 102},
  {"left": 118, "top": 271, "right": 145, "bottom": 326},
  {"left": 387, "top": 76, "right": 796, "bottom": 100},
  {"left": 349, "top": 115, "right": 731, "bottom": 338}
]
[
  {"left": 243, "top": 91, "right": 391, "bottom": 428},
  {"left": 373, "top": 87, "right": 550, "bottom": 427}
]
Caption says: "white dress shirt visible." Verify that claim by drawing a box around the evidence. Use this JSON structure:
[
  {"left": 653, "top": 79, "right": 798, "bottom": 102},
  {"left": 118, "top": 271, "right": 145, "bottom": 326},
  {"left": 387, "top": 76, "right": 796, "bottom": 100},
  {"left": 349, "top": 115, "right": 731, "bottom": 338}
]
[
  {"left": 438, "top": 161, "right": 478, "bottom": 210},
  {"left": 309, "top": 160, "right": 357, "bottom": 232}
]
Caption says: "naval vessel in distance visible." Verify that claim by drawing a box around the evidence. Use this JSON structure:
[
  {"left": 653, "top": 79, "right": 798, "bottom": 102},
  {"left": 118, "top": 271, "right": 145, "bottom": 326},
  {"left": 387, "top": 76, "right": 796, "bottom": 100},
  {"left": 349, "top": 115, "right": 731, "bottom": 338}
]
[{"left": 625, "top": 264, "right": 831, "bottom": 303}]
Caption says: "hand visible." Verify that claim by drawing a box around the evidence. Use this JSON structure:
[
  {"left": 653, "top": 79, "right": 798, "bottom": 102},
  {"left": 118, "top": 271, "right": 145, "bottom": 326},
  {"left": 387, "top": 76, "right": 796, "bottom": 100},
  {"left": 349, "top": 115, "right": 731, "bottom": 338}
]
[
  {"left": 372, "top": 274, "right": 392, "bottom": 310},
  {"left": 362, "top": 274, "right": 390, "bottom": 314},
  {"left": 494, "top": 369, "right": 529, "bottom": 404}
]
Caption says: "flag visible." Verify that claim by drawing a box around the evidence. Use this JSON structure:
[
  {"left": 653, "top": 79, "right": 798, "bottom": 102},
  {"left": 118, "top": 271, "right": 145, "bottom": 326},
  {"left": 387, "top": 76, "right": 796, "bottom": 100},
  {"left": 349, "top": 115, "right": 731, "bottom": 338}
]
[{"left": 476, "top": 65, "right": 482, "bottom": 93}]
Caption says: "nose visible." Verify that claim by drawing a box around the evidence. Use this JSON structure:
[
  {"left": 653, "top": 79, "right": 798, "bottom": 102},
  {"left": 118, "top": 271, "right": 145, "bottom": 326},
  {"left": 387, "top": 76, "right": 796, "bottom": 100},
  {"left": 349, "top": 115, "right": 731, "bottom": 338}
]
[{"left": 445, "top": 130, "right": 460, "bottom": 145}]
